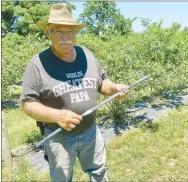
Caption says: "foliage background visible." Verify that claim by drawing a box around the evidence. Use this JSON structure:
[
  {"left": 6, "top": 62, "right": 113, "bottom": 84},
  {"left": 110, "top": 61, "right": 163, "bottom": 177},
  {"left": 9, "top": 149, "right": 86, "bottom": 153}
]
[
  {"left": 2, "top": 1, "right": 188, "bottom": 104},
  {"left": 2, "top": 1, "right": 188, "bottom": 181}
]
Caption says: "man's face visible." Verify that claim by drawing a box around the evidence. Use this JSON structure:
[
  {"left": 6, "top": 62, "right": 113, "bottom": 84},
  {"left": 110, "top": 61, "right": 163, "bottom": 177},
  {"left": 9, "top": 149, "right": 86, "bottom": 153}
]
[{"left": 47, "top": 24, "right": 76, "bottom": 52}]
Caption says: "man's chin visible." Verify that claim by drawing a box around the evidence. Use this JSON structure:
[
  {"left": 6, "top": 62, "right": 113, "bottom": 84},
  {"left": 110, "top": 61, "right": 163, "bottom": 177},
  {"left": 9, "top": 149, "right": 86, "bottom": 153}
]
[{"left": 59, "top": 44, "right": 72, "bottom": 50}]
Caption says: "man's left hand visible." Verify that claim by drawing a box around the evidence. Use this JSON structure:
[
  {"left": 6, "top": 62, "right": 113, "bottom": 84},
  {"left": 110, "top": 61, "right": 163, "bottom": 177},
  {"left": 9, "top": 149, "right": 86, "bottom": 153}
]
[{"left": 114, "top": 84, "right": 129, "bottom": 100}]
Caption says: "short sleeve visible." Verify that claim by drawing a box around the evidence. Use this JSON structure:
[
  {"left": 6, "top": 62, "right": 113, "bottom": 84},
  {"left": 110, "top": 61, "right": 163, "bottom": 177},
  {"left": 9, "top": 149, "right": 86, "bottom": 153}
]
[
  {"left": 96, "top": 60, "right": 107, "bottom": 85},
  {"left": 20, "top": 61, "right": 41, "bottom": 102}
]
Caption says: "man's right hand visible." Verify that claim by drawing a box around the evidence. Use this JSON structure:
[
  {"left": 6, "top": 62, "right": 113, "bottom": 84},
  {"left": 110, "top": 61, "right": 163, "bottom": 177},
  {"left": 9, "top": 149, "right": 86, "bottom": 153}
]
[{"left": 56, "top": 110, "right": 82, "bottom": 131}]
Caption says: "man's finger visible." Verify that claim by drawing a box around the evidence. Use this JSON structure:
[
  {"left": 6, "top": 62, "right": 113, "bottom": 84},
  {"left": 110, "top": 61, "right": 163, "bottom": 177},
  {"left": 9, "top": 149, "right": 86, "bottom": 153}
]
[
  {"left": 70, "top": 118, "right": 80, "bottom": 125},
  {"left": 124, "top": 90, "right": 129, "bottom": 93},
  {"left": 116, "top": 84, "right": 128, "bottom": 92},
  {"left": 68, "top": 124, "right": 76, "bottom": 129},
  {"left": 71, "top": 112, "right": 82, "bottom": 121},
  {"left": 64, "top": 127, "right": 72, "bottom": 131}
]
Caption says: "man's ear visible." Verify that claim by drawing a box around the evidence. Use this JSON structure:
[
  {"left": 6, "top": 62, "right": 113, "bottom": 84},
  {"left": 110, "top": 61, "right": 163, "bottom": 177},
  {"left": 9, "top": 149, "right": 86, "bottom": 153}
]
[
  {"left": 46, "top": 32, "right": 50, "bottom": 39},
  {"left": 46, "top": 32, "right": 51, "bottom": 40},
  {"left": 45, "top": 27, "right": 51, "bottom": 39}
]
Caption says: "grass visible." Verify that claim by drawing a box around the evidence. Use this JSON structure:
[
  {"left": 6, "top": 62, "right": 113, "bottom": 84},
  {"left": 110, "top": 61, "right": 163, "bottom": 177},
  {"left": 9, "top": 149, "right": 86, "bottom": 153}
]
[
  {"left": 106, "top": 106, "right": 188, "bottom": 181},
  {"left": 2, "top": 157, "right": 50, "bottom": 182},
  {"left": 2, "top": 106, "right": 188, "bottom": 181},
  {"left": 4, "top": 108, "right": 42, "bottom": 148}
]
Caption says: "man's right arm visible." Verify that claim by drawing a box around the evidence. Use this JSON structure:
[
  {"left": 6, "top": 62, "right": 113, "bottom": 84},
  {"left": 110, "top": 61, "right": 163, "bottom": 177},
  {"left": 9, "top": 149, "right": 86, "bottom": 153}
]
[
  {"left": 21, "top": 60, "right": 82, "bottom": 131},
  {"left": 22, "top": 101, "right": 82, "bottom": 131}
]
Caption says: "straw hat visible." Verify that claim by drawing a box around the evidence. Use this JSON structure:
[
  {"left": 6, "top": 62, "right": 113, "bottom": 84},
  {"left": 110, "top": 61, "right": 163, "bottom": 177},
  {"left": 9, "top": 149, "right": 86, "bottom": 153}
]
[{"left": 36, "top": 4, "right": 86, "bottom": 31}]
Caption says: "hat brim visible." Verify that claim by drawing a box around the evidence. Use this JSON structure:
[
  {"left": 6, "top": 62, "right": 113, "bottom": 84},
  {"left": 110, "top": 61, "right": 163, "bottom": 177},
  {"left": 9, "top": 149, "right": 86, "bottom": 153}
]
[{"left": 36, "top": 21, "right": 86, "bottom": 31}]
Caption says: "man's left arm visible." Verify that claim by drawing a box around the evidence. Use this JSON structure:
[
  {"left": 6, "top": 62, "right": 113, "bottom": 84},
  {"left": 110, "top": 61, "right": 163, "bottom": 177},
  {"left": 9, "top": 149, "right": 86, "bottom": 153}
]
[{"left": 100, "top": 79, "right": 128, "bottom": 99}]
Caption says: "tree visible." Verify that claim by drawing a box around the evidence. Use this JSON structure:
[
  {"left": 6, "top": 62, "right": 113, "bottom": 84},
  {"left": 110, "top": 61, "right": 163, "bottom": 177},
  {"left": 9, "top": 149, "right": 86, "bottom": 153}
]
[
  {"left": 183, "top": 26, "right": 188, "bottom": 31},
  {"left": 2, "top": 1, "right": 75, "bottom": 37},
  {"left": 2, "top": 1, "right": 16, "bottom": 36},
  {"left": 141, "top": 18, "right": 152, "bottom": 29},
  {"left": 79, "top": 1, "right": 136, "bottom": 37},
  {"left": 2, "top": 1, "right": 50, "bottom": 36},
  {"left": 108, "top": 13, "right": 136, "bottom": 37}
]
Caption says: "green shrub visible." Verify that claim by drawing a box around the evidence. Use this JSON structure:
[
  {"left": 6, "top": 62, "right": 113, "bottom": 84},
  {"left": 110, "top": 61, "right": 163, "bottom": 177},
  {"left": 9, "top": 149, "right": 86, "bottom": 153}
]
[
  {"left": 2, "top": 24, "right": 188, "bottom": 119},
  {"left": 2, "top": 33, "right": 49, "bottom": 101}
]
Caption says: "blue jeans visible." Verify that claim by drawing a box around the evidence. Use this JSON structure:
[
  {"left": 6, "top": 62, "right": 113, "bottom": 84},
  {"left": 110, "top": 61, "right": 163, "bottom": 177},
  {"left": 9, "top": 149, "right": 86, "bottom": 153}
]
[{"left": 45, "top": 124, "right": 108, "bottom": 182}]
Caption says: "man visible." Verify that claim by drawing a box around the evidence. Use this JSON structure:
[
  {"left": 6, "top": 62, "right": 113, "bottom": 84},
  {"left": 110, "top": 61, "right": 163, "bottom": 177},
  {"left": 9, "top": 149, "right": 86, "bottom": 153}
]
[{"left": 21, "top": 4, "right": 128, "bottom": 182}]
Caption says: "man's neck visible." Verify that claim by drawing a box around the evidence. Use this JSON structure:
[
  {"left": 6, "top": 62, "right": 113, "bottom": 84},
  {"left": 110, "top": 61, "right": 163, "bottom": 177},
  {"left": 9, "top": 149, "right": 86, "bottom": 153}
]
[{"left": 51, "top": 46, "right": 76, "bottom": 62}]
